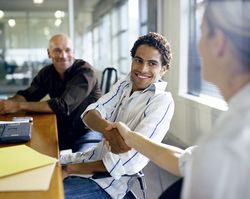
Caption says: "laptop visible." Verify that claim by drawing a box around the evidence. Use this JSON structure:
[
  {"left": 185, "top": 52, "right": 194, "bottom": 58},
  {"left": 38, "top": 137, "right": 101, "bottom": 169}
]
[{"left": 0, "top": 121, "right": 32, "bottom": 144}]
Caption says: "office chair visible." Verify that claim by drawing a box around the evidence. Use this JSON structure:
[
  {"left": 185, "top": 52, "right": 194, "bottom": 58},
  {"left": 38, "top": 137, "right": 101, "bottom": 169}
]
[
  {"left": 100, "top": 67, "right": 118, "bottom": 94},
  {"left": 92, "top": 170, "right": 147, "bottom": 199},
  {"left": 158, "top": 178, "right": 183, "bottom": 199}
]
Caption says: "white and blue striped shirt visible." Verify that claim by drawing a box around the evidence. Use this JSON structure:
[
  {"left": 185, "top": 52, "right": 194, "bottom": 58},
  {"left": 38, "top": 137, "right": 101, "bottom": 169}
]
[{"left": 77, "top": 74, "right": 174, "bottom": 199}]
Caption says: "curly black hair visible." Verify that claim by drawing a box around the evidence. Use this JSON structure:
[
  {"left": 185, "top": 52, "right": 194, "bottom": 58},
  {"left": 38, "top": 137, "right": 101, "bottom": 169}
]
[{"left": 130, "top": 32, "right": 172, "bottom": 69}]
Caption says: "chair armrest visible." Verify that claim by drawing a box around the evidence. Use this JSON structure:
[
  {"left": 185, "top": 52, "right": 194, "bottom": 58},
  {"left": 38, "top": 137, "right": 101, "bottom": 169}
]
[
  {"left": 92, "top": 172, "right": 112, "bottom": 179},
  {"left": 92, "top": 171, "right": 144, "bottom": 179}
]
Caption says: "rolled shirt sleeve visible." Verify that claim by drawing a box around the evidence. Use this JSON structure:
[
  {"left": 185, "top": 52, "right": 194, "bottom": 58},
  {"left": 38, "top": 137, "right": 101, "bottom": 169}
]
[
  {"left": 179, "top": 145, "right": 198, "bottom": 176},
  {"left": 16, "top": 68, "right": 48, "bottom": 101},
  {"left": 48, "top": 63, "right": 99, "bottom": 117},
  {"left": 17, "top": 59, "right": 101, "bottom": 122}
]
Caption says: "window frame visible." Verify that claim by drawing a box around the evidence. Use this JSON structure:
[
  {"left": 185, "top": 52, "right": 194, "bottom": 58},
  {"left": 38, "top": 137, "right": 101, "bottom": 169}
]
[{"left": 187, "top": 0, "right": 223, "bottom": 99}]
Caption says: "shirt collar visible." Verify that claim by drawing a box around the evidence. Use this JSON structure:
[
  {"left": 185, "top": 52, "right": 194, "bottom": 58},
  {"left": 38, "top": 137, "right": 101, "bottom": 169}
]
[
  {"left": 228, "top": 82, "right": 250, "bottom": 109},
  {"left": 64, "top": 59, "right": 76, "bottom": 74},
  {"left": 143, "top": 80, "right": 168, "bottom": 94}
]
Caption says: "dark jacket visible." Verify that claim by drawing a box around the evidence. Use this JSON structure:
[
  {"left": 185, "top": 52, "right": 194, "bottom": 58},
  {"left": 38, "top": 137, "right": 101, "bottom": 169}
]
[{"left": 17, "top": 59, "right": 102, "bottom": 149}]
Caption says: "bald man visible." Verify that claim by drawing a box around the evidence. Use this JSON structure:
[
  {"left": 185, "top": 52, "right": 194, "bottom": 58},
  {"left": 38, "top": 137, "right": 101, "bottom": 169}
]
[{"left": 0, "top": 34, "right": 102, "bottom": 151}]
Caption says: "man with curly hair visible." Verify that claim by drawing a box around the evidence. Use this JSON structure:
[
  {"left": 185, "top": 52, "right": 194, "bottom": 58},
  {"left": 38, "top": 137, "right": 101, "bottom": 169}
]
[{"left": 61, "top": 32, "right": 175, "bottom": 199}]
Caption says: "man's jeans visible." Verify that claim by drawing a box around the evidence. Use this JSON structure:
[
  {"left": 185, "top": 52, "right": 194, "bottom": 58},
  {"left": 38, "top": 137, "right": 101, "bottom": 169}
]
[
  {"left": 72, "top": 131, "right": 103, "bottom": 152},
  {"left": 64, "top": 176, "right": 112, "bottom": 199}
]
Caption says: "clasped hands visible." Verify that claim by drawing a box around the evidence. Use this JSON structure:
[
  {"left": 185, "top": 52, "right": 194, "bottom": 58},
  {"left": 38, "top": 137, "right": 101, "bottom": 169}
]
[
  {"left": 61, "top": 122, "right": 132, "bottom": 179},
  {"left": 104, "top": 122, "right": 131, "bottom": 154}
]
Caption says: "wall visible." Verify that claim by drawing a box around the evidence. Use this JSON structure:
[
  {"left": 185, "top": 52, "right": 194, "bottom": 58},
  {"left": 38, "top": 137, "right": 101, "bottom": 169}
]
[{"left": 160, "top": 0, "right": 225, "bottom": 146}]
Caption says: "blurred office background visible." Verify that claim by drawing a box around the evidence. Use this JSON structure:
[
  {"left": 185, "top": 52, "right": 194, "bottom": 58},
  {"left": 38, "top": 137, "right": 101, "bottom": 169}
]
[{"left": 0, "top": 0, "right": 228, "bottom": 198}]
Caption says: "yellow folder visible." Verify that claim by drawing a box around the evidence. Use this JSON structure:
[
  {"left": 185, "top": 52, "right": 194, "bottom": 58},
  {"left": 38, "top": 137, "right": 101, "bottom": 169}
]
[
  {"left": 0, "top": 162, "right": 56, "bottom": 191},
  {"left": 0, "top": 145, "right": 57, "bottom": 178}
]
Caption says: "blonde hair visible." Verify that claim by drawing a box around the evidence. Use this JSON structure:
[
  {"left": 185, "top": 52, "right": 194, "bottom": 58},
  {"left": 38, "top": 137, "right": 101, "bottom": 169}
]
[{"left": 204, "top": 0, "right": 250, "bottom": 69}]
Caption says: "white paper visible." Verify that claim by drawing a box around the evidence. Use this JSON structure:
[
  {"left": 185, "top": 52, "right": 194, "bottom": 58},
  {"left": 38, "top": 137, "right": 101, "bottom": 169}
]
[{"left": 0, "top": 163, "right": 56, "bottom": 191}]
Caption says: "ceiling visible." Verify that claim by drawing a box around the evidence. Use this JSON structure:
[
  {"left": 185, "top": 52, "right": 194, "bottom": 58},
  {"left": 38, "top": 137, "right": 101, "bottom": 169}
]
[{"left": 0, "top": 0, "right": 99, "bottom": 12}]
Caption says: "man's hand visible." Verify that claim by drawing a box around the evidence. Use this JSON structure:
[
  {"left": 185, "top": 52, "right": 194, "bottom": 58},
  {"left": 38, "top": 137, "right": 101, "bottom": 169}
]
[
  {"left": 106, "top": 122, "right": 131, "bottom": 141},
  {"left": 83, "top": 110, "right": 131, "bottom": 153},
  {"left": 103, "top": 127, "right": 131, "bottom": 154},
  {"left": 0, "top": 100, "right": 20, "bottom": 114},
  {"left": 62, "top": 165, "right": 69, "bottom": 179}
]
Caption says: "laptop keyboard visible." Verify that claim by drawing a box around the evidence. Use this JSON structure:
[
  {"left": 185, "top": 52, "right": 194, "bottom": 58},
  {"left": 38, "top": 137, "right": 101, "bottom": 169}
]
[
  {"left": 4, "top": 123, "right": 29, "bottom": 137},
  {"left": 0, "top": 122, "right": 31, "bottom": 143},
  {"left": 0, "top": 125, "right": 6, "bottom": 136}
]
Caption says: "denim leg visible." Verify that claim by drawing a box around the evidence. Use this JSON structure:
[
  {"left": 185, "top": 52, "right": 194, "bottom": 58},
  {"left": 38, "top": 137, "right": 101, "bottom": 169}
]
[
  {"left": 72, "top": 131, "right": 103, "bottom": 152},
  {"left": 63, "top": 176, "right": 112, "bottom": 199}
]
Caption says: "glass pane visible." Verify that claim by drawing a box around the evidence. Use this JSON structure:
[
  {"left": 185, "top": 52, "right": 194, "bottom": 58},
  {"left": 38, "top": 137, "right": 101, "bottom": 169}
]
[
  {"left": 93, "top": 26, "right": 100, "bottom": 69},
  {"left": 99, "top": 14, "right": 111, "bottom": 70},
  {"left": 120, "top": 3, "right": 128, "bottom": 31},
  {"left": 82, "top": 31, "right": 93, "bottom": 65},
  {"left": 140, "top": 0, "right": 148, "bottom": 23},
  {"left": 112, "top": 37, "right": 118, "bottom": 65},
  {"left": 120, "top": 33, "right": 128, "bottom": 58},
  {"left": 194, "top": 0, "right": 222, "bottom": 98},
  {"left": 120, "top": 58, "right": 130, "bottom": 75},
  {"left": 140, "top": 25, "right": 148, "bottom": 35},
  {"left": 0, "top": 1, "right": 68, "bottom": 97},
  {"left": 111, "top": 9, "right": 118, "bottom": 36}
]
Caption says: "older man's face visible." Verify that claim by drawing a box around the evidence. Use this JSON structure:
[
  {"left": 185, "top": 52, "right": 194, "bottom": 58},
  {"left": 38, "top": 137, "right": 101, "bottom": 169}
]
[{"left": 48, "top": 36, "right": 74, "bottom": 74}]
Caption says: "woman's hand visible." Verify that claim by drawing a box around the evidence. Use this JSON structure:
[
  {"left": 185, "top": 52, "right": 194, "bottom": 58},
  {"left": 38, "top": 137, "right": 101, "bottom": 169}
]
[
  {"left": 104, "top": 122, "right": 132, "bottom": 154},
  {"left": 105, "top": 122, "right": 132, "bottom": 144}
]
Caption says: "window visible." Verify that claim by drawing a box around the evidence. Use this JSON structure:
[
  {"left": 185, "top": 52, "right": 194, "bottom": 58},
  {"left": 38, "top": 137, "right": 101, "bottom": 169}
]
[
  {"left": 88, "top": 0, "right": 140, "bottom": 76},
  {"left": 0, "top": 10, "right": 68, "bottom": 96},
  {"left": 139, "top": 0, "right": 148, "bottom": 35},
  {"left": 82, "top": 30, "right": 93, "bottom": 65},
  {"left": 0, "top": 0, "right": 98, "bottom": 98},
  {"left": 188, "top": 0, "right": 223, "bottom": 99},
  {"left": 111, "top": 2, "right": 129, "bottom": 74},
  {"left": 0, "top": 0, "right": 69, "bottom": 98},
  {"left": 93, "top": 26, "right": 100, "bottom": 69}
]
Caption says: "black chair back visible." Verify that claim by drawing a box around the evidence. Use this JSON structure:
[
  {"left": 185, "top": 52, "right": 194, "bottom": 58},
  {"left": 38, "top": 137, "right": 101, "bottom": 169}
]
[
  {"left": 92, "top": 171, "right": 147, "bottom": 199},
  {"left": 100, "top": 67, "right": 118, "bottom": 94}
]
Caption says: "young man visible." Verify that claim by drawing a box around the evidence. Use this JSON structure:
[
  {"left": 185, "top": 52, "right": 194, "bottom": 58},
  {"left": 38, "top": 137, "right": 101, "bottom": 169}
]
[
  {"left": 61, "top": 32, "right": 175, "bottom": 199},
  {"left": 0, "top": 34, "right": 101, "bottom": 151}
]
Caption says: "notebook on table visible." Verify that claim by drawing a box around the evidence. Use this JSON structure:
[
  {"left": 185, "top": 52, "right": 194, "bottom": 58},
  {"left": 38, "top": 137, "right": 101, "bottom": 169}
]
[
  {"left": 0, "top": 121, "right": 32, "bottom": 144},
  {"left": 0, "top": 145, "right": 58, "bottom": 191}
]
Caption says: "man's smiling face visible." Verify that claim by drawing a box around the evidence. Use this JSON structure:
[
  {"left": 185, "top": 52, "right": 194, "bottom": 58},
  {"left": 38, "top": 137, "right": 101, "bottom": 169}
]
[{"left": 131, "top": 44, "right": 166, "bottom": 92}]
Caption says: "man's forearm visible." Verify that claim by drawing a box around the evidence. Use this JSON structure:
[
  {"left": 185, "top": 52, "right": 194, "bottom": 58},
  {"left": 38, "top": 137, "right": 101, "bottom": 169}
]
[
  {"left": 18, "top": 101, "right": 53, "bottom": 113},
  {"left": 83, "top": 110, "right": 109, "bottom": 133},
  {"left": 8, "top": 94, "right": 26, "bottom": 102},
  {"left": 83, "top": 110, "right": 131, "bottom": 153},
  {"left": 66, "top": 160, "right": 107, "bottom": 175},
  {"left": 0, "top": 98, "right": 53, "bottom": 114}
]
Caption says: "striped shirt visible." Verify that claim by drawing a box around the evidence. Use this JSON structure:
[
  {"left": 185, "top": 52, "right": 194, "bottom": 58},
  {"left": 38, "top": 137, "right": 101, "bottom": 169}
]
[{"left": 79, "top": 74, "right": 174, "bottom": 199}]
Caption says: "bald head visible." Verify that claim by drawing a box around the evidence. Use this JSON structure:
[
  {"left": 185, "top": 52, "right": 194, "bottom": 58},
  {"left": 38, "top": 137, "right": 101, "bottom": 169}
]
[
  {"left": 47, "top": 34, "right": 74, "bottom": 78},
  {"left": 48, "top": 34, "right": 73, "bottom": 50}
]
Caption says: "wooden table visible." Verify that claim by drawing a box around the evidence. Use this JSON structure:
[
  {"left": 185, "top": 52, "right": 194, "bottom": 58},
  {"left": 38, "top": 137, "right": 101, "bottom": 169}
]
[{"left": 0, "top": 113, "right": 64, "bottom": 199}]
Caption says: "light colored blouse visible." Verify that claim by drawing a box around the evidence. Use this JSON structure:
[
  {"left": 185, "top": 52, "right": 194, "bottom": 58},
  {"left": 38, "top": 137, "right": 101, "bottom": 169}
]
[{"left": 181, "top": 83, "right": 250, "bottom": 199}]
